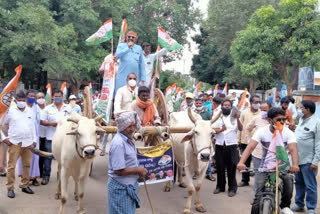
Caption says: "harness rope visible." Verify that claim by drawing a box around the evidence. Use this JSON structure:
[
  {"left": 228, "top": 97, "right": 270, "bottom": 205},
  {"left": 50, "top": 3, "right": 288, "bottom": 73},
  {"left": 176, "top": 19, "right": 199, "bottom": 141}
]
[{"left": 74, "top": 134, "right": 99, "bottom": 159}]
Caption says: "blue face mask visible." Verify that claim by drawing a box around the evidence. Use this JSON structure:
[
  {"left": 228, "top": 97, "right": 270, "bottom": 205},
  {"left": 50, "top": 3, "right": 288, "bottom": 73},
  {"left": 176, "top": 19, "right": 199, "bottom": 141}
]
[
  {"left": 27, "top": 97, "right": 36, "bottom": 104},
  {"left": 187, "top": 102, "right": 193, "bottom": 106},
  {"left": 261, "top": 111, "right": 268, "bottom": 119},
  {"left": 297, "top": 109, "right": 304, "bottom": 118},
  {"left": 54, "top": 97, "right": 63, "bottom": 103}
]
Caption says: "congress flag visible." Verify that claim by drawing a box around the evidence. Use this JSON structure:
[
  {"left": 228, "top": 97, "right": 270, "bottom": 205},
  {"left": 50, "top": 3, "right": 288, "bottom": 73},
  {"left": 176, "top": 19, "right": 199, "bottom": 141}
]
[
  {"left": 45, "top": 83, "right": 52, "bottom": 104},
  {"left": 0, "top": 65, "right": 23, "bottom": 123},
  {"left": 158, "top": 27, "right": 183, "bottom": 51},
  {"left": 85, "top": 19, "right": 113, "bottom": 45},
  {"left": 60, "top": 82, "right": 67, "bottom": 101},
  {"left": 118, "top": 19, "right": 127, "bottom": 44}
]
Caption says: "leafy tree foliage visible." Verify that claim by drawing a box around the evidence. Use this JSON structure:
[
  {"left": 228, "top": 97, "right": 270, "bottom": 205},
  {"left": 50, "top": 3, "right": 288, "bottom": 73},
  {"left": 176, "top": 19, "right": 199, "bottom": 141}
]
[
  {"left": 232, "top": 0, "right": 320, "bottom": 95},
  {"left": 191, "top": 0, "right": 279, "bottom": 92},
  {"left": 0, "top": 0, "right": 199, "bottom": 93}
]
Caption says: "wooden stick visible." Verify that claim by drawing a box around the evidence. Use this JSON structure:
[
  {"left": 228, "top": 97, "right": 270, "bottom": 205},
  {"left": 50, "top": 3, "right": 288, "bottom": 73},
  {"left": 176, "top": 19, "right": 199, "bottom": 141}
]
[
  {"left": 275, "top": 159, "right": 279, "bottom": 214},
  {"left": 100, "top": 126, "right": 193, "bottom": 134},
  {"left": 111, "top": 38, "right": 113, "bottom": 55},
  {"left": 143, "top": 178, "right": 155, "bottom": 214},
  {"left": 156, "top": 56, "right": 160, "bottom": 89}
]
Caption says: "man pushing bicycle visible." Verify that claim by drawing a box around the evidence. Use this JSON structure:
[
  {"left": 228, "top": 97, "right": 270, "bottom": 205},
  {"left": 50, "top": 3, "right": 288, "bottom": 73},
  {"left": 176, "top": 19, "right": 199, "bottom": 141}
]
[{"left": 237, "top": 108, "right": 300, "bottom": 214}]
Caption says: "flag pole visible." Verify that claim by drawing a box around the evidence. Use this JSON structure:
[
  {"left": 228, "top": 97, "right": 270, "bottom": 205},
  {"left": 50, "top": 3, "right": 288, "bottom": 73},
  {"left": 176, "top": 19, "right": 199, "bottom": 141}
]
[
  {"left": 275, "top": 159, "right": 279, "bottom": 214},
  {"left": 156, "top": 55, "right": 160, "bottom": 89},
  {"left": 111, "top": 38, "right": 113, "bottom": 55}
]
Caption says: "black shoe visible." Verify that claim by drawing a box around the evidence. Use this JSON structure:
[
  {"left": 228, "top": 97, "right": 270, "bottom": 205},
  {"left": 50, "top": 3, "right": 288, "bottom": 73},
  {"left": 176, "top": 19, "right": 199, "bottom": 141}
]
[
  {"left": 228, "top": 191, "right": 236, "bottom": 197},
  {"left": 7, "top": 189, "right": 15, "bottom": 198},
  {"left": 206, "top": 174, "right": 216, "bottom": 181},
  {"left": 238, "top": 182, "right": 249, "bottom": 187},
  {"left": 213, "top": 188, "right": 225, "bottom": 194},
  {"left": 22, "top": 187, "right": 34, "bottom": 194}
]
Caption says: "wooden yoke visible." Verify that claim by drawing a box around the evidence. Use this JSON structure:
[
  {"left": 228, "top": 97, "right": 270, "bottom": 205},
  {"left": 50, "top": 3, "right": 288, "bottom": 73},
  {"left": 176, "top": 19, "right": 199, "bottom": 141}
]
[{"left": 100, "top": 126, "right": 193, "bottom": 136}]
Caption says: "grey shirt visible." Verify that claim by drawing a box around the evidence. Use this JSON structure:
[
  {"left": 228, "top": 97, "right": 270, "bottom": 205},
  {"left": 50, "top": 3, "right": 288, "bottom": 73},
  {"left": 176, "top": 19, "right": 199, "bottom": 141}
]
[
  {"left": 108, "top": 132, "right": 139, "bottom": 185},
  {"left": 295, "top": 114, "right": 320, "bottom": 165}
]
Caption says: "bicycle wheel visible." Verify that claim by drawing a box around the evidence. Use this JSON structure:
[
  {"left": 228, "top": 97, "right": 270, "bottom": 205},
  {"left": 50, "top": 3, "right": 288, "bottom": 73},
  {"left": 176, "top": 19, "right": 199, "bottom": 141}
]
[{"left": 262, "top": 199, "right": 272, "bottom": 214}]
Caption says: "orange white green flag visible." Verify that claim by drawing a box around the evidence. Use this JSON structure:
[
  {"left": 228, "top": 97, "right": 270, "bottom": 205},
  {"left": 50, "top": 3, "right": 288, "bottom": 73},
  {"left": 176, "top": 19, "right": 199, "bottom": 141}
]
[
  {"left": 158, "top": 27, "right": 183, "bottom": 51},
  {"left": 213, "top": 84, "right": 219, "bottom": 97},
  {"left": 0, "top": 65, "right": 23, "bottom": 124},
  {"left": 222, "top": 83, "right": 228, "bottom": 95},
  {"left": 238, "top": 88, "right": 248, "bottom": 111},
  {"left": 263, "top": 122, "right": 289, "bottom": 172},
  {"left": 118, "top": 19, "right": 127, "bottom": 44},
  {"left": 60, "top": 82, "right": 67, "bottom": 101},
  {"left": 85, "top": 19, "right": 113, "bottom": 45},
  {"left": 45, "top": 83, "right": 52, "bottom": 104},
  {"left": 193, "top": 82, "right": 202, "bottom": 97}
]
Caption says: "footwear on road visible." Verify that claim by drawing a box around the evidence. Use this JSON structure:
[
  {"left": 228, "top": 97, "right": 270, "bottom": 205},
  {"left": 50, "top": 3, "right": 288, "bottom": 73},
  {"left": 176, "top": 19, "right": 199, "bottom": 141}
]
[
  {"left": 41, "top": 178, "right": 49, "bottom": 185},
  {"left": 228, "top": 191, "right": 236, "bottom": 197},
  {"left": 7, "top": 189, "right": 15, "bottom": 198},
  {"left": 213, "top": 188, "right": 225, "bottom": 194},
  {"left": 290, "top": 204, "right": 305, "bottom": 212},
  {"left": 22, "top": 186, "right": 34, "bottom": 194},
  {"left": 206, "top": 174, "right": 216, "bottom": 181},
  {"left": 238, "top": 182, "right": 249, "bottom": 187}
]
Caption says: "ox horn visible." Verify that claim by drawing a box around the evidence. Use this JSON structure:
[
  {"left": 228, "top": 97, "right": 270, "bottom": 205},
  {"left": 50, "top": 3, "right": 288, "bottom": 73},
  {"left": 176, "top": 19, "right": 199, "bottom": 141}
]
[
  {"left": 211, "top": 109, "right": 222, "bottom": 124},
  {"left": 94, "top": 114, "right": 105, "bottom": 122},
  {"left": 66, "top": 129, "right": 79, "bottom": 135},
  {"left": 187, "top": 107, "right": 197, "bottom": 124},
  {"left": 67, "top": 118, "right": 80, "bottom": 124}
]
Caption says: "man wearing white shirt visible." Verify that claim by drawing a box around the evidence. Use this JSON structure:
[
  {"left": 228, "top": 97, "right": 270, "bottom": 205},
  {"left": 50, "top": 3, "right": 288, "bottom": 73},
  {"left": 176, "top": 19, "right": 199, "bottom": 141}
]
[
  {"left": 2, "top": 91, "right": 37, "bottom": 198},
  {"left": 40, "top": 89, "right": 71, "bottom": 185},
  {"left": 114, "top": 73, "right": 138, "bottom": 116},
  {"left": 212, "top": 99, "right": 243, "bottom": 197},
  {"left": 142, "top": 42, "right": 167, "bottom": 87}
]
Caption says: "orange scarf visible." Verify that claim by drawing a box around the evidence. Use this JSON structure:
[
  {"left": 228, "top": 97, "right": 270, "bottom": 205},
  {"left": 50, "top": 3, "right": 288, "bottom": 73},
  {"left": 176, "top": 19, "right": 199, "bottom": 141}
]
[{"left": 136, "top": 97, "right": 155, "bottom": 126}]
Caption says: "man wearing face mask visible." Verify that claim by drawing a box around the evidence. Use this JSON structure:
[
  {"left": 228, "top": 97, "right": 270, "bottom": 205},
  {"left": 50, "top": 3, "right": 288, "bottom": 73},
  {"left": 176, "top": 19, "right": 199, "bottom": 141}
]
[
  {"left": 237, "top": 108, "right": 299, "bottom": 214},
  {"left": 114, "top": 73, "right": 138, "bottom": 116},
  {"left": 238, "top": 95, "right": 261, "bottom": 187},
  {"left": 17, "top": 90, "right": 41, "bottom": 186},
  {"left": 68, "top": 95, "right": 81, "bottom": 115},
  {"left": 291, "top": 100, "right": 320, "bottom": 214},
  {"left": 182, "top": 92, "right": 195, "bottom": 111},
  {"left": 115, "top": 31, "right": 146, "bottom": 95},
  {"left": 130, "top": 86, "right": 161, "bottom": 126},
  {"left": 40, "top": 89, "right": 71, "bottom": 185},
  {"left": 245, "top": 101, "right": 271, "bottom": 201},
  {"left": 36, "top": 92, "right": 47, "bottom": 179},
  {"left": 212, "top": 99, "right": 243, "bottom": 197},
  {"left": 280, "top": 97, "right": 295, "bottom": 131},
  {"left": 2, "top": 90, "right": 37, "bottom": 198}
]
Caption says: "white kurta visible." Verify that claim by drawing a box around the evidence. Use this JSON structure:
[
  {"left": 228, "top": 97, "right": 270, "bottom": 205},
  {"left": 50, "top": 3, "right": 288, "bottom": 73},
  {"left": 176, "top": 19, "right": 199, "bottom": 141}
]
[{"left": 143, "top": 48, "right": 167, "bottom": 87}]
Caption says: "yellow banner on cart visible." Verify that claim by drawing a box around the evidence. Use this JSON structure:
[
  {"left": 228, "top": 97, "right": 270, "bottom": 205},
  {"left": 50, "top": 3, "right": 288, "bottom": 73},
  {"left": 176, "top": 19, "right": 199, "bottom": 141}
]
[{"left": 137, "top": 141, "right": 172, "bottom": 158}]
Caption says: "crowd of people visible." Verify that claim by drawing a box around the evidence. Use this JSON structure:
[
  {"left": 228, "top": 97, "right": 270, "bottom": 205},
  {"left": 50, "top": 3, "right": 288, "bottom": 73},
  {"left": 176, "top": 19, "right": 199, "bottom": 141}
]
[{"left": 0, "top": 30, "right": 319, "bottom": 214}]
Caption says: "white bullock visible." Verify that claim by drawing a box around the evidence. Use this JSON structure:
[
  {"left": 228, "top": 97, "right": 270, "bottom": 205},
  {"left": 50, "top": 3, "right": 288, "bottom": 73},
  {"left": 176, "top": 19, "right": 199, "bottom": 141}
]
[
  {"left": 52, "top": 113, "right": 104, "bottom": 214},
  {"left": 168, "top": 108, "right": 215, "bottom": 214}
]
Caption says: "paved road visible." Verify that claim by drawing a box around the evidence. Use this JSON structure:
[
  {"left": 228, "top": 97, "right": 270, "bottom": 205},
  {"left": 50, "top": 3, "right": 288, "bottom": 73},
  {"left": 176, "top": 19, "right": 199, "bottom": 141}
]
[{"left": 0, "top": 153, "right": 319, "bottom": 214}]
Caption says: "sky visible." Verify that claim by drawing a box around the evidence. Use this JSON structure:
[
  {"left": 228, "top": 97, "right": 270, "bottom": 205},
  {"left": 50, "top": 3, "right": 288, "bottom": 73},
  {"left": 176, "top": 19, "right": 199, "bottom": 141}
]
[{"left": 162, "top": 0, "right": 209, "bottom": 75}]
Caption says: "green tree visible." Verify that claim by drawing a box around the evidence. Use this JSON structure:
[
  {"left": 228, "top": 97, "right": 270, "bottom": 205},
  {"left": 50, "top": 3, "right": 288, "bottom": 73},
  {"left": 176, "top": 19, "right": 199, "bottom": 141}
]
[
  {"left": 231, "top": 0, "right": 320, "bottom": 95},
  {"left": 191, "top": 0, "right": 279, "bottom": 91}
]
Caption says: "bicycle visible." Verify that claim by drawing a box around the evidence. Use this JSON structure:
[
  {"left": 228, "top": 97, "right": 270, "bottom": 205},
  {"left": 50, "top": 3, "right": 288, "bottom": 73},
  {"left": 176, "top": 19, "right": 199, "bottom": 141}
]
[{"left": 240, "top": 168, "right": 293, "bottom": 214}]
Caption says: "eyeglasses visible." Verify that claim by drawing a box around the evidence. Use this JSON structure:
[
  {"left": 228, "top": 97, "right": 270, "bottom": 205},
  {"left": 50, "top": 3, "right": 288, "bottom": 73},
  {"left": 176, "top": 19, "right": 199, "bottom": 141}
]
[{"left": 275, "top": 118, "right": 286, "bottom": 122}]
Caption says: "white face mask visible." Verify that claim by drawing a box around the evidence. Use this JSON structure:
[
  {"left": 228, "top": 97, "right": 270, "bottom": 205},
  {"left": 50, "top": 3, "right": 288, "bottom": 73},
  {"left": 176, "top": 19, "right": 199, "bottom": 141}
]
[
  {"left": 16, "top": 101, "right": 26, "bottom": 109},
  {"left": 37, "top": 98, "right": 45, "bottom": 105},
  {"left": 128, "top": 79, "right": 137, "bottom": 87},
  {"left": 196, "top": 106, "right": 203, "bottom": 111},
  {"left": 252, "top": 103, "right": 260, "bottom": 110}
]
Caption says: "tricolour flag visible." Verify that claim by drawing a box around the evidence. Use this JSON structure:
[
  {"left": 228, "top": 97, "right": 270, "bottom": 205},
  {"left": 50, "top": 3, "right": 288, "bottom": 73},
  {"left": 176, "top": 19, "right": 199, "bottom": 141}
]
[
  {"left": 222, "top": 83, "right": 228, "bottom": 95},
  {"left": 238, "top": 88, "right": 248, "bottom": 111},
  {"left": 193, "top": 82, "right": 202, "bottom": 97},
  {"left": 45, "top": 83, "right": 52, "bottom": 104},
  {"left": 213, "top": 84, "right": 219, "bottom": 97},
  {"left": 118, "top": 19, "right": 127, "bottom": 44},
  {"left": 85, "top": 19, "right": 113, "bottom": 45},
  {"left": 0, "top": 65, "right": 23, "bottom": 123},
  {"left": 263, "top": 122, "right": 289, "bottom": 171},
  {"left": 158, "top": 27, "right": 183, "bottom": 51},
  {"left": 173, "top": 87, "right": 183, "bottom": 112},
  {"left": 60, "top": 82, "right": 67, "bottom": 101},
  {"left": 89, "top": 83, "right": 93, "bottom": 96}
]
